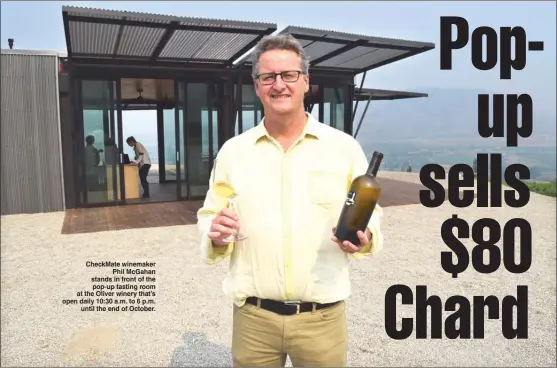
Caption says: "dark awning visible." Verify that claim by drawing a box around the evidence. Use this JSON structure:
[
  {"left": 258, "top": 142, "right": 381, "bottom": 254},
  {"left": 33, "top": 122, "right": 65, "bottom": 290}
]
[
  {"left": 351, "top": 88, "right": 428, "bottom": 138},
  {"left": 354, "top": 88, "right": 428, "bottom": 101},
  {"left": 62, "top": 6, "right": 277, "bottom": 67},
  {"left": 237, "top": 25, "right": 434, "bottom": 75}
]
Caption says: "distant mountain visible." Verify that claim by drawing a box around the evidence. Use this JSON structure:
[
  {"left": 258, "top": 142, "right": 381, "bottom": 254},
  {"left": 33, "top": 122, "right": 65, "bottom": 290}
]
[
  {"left": 355, "top": 87, "right": 556, "bottom": 149},
  {"left": 354, "top": 87, "right": 556, "bottom": 180}
]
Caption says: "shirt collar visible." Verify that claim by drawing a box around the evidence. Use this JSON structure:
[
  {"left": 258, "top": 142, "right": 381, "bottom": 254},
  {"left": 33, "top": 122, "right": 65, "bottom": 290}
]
[{"left": 252, "top": 112, "right": 323, "bottom": 144}]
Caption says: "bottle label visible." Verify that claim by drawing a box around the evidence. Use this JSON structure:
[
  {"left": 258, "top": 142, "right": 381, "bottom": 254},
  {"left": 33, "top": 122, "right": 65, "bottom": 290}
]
[{"left": 345, "top": 191, "right": 356, "bottom": 206}]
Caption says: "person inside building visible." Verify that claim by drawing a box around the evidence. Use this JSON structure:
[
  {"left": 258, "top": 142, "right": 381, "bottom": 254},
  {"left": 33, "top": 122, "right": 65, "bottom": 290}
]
[
  {"left": 84, "top": 135, "right": 100, "bottom": 190},
  {"left": 196, "top": 34, "right": 384, "bottom": 367},
  {"left": 126, "top": 136, "right": 151, "bottom": 199}
]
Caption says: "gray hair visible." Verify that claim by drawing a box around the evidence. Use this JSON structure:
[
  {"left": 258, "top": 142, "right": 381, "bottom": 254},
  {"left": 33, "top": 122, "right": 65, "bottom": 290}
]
[{"left": 250, "top": 34, "right": 310, "bottom": 80}]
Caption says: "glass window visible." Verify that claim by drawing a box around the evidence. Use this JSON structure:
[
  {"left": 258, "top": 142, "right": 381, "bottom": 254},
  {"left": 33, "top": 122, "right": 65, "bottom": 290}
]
[
  {"left": 180, "top": 82, "right": 219, "bottom": 198},
  {"left": 323, "top": 87, "right": 346, "bottom": 132},
  {"left": 163, "top": 108, "right": 177, "bottom": 181},
  {"left": 80, "top": 80, "right": 121, "bottom": 204},
  {"left": 235, "top": 84, "right": 263, "bottom": 135}
]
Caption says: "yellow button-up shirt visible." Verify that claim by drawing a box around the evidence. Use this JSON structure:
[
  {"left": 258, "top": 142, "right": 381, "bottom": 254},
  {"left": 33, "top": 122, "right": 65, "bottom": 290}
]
[{"left": 197, "top": 113, "right": 383, "bottom": 306}]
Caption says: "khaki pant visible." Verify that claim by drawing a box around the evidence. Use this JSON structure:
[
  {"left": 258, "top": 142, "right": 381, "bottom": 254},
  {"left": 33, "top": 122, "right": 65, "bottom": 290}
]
[{"left": 232, "top": 300, "right": 348, "bottom": 367}]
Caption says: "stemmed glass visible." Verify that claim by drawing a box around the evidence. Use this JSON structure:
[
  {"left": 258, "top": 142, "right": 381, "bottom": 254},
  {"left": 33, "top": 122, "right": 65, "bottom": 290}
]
[{"left": 213, "top": 181, "right": 247, "bottom": 242}]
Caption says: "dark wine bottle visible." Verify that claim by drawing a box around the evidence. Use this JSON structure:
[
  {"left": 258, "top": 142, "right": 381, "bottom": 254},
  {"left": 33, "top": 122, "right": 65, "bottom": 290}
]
[{"left": 334, "top": 151, "right": 384, "bottom": 245}]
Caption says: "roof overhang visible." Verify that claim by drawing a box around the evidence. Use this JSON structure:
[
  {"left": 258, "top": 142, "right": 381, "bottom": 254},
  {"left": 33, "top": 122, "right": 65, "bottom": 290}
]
[
  {"left": 351, "top": 88, "right": 428, "bottom": 138},
  {"left": 354, "top": 88, "right": 428, "bottom": 101},
  {"left": 61, "top": 6, "right": 277, "bottom": 68},
  {"left": 239, "top": 26, "right": 434, "bottom": 75}
]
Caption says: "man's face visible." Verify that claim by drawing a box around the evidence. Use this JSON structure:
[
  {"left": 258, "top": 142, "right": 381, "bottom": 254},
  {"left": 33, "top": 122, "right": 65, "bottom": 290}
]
[{"left": 254, "top": 49, "right": 309, "bottom": 116}]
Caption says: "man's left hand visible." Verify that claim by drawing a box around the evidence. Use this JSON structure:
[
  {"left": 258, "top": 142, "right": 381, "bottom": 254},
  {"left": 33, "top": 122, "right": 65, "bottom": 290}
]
[{"left": 331, "top": 227, "right": 371, "bottom": 254}]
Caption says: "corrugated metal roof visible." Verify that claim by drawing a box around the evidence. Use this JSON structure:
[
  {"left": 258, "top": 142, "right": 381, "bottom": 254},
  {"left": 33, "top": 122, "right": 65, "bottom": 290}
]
[
  {"left": 62, "top": 6, "right": 277, "bottom": 66},
  {"left": 354, "top": 88, "right": 428, "bottom": 101},
  {"left": 61, "top": 6, "right": 434, "bottom": 72},
  {"left": 269, "top": 25, "right": 435, "bottom": 74},
  {"left": 63, "top": 6, "right": 275, "bottom": 30},
  {"left": 283, "top": 25, "right": 434, "bottom": 48}
]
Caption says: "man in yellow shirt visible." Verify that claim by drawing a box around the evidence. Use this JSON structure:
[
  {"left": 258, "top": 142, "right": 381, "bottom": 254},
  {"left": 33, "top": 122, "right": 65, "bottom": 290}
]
[{"left": 197, "top": 34, "right": 383, "bottom": 367}]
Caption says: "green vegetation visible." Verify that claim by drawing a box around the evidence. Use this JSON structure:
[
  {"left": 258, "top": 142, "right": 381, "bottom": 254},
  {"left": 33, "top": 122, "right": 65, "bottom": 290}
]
[
  {"left": 502, "top": 179, "right": 556, "bottom": 197},
  {"left": 474, "top": 157, "right": 556, "bottom": 197},
  {"left": 524, "top": 180, "right": 556, "bottom": 197}
]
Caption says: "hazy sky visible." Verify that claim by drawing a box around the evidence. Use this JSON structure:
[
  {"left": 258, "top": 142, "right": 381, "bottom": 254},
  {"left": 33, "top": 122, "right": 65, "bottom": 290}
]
[{"left": 2, "top": 1, "right": 555, "bottom": 147}]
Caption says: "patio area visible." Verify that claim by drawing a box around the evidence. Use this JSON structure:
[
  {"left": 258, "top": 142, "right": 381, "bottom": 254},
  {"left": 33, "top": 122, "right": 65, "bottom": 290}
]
[{"left": 61, "top": 201, "right": 202, "bottom": 234}]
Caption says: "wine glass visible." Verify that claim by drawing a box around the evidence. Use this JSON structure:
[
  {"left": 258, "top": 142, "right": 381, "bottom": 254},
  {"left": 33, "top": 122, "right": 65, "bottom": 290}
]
[{"left": 213, "top": 181, "right": 247, "bottom": 242}]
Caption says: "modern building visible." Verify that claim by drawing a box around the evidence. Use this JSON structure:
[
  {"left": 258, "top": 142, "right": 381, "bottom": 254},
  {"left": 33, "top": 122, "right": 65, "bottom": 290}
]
[{"left": 0, "top": 6, "right": 435, "bottom": 215}]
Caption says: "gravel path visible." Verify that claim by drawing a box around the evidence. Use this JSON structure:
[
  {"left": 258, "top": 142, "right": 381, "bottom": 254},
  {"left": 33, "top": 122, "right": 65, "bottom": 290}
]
[{"left": 1, "top": 172, "right": 555, "bottom": 367}]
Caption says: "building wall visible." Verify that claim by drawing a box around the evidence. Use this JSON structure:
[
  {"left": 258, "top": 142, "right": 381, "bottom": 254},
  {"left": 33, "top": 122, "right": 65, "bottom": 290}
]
[
  {"left": 0, "top": 50, "right": 65, "bottom": 215},
  {"left": 58, "top": 72, "right": 77, "bottom": 209}
]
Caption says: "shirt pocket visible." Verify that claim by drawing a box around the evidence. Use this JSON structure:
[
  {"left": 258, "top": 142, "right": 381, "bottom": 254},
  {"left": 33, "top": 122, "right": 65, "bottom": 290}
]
[{"left": 307, "top": 169, "right": 349, "bottom": 209}]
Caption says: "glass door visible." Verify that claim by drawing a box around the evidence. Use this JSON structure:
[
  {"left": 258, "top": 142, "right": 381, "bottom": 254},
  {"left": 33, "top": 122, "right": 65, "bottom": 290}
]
[
  {"left": 304, "top": 84, "right": 350, "bottom": 135},
  {"left": 175, "top": 81, "right": 219, "bottom": 200},
  {"left": 78, "top": 79, "right": 125, "bottom": 206},
  {"left": 175, "top": 81, "right": 186, "bottom": 200},
  {"left": 323, "top": 86, "right": 347, "bottom": 132}
]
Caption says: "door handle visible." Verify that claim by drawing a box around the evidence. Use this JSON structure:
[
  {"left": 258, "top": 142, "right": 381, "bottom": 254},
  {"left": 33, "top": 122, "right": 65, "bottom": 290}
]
[{"left": 176, "top": 151, "right": 179, "bottom": 162}]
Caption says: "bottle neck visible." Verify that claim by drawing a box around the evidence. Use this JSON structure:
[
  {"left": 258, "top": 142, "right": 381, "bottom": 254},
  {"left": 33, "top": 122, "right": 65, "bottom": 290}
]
[{"left": 366, "top": 154, "right": 383, "bottom": 177}]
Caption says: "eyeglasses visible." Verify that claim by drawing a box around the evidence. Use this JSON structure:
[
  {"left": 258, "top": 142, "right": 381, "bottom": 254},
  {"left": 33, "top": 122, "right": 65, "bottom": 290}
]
[{"left": 255, "top": 70, "right": 304, "bottom": 85}]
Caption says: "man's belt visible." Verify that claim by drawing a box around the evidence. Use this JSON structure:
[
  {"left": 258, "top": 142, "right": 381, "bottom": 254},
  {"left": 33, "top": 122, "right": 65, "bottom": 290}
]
[{"left": 245, "top": 297, "right": 340, "bottom": 316}]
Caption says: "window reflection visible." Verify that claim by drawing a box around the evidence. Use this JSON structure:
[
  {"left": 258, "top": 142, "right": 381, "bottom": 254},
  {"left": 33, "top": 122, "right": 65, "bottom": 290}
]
[
  {"left": 81, "top": 80, "right": 120, "bottom": 204},
  {"left": 163, "top": 108, "right": 176, "bottom": 181},
  {"left": 324, "top": 87, "right": 345, "bottom": 131},
  {"left": 183, "top": 83, "right": 218, "bottom": 198},
  {"left": 303, "top": 85, "right": 346, "bottom": 132},
  {"left": 235, "top": 84, "right": 264, "bottom": 135}
]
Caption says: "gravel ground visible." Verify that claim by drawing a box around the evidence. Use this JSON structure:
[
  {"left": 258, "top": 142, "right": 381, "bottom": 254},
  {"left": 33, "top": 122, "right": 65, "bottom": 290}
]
[{"left": 1, "top": 172, "right": 555, "bottom": 367}]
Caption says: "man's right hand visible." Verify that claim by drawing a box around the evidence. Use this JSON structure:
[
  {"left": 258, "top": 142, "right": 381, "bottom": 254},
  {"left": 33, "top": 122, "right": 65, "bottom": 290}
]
[{"left": 207, "top": 208, "right": 240, "bottom": 247}]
